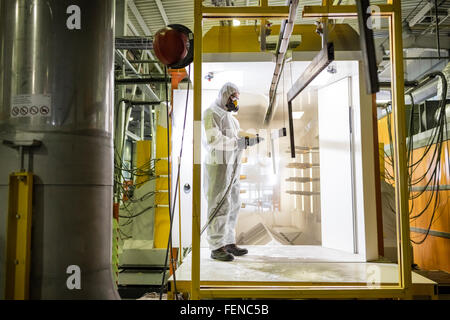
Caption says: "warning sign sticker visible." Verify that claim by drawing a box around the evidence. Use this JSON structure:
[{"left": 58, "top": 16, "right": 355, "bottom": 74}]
[
  {"left": 29, "top": 106, "right": 39, "bottom": 115},
  {"left": 10, "top": 94, "right": 52, "bottom": 118}
]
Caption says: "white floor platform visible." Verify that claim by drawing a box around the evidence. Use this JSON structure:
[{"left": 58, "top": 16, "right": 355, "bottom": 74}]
[{"left": 170, "top": 245, "right": 435, "bottom": 285}]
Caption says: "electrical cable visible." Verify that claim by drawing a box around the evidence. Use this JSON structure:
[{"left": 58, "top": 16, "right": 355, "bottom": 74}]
[
  {"left": 159, "top": 65, "right": 192, "bottom": 300},
  {"left": 118, "top": 206, "right": 154, "bottom": 219},
  {"left": 159, "top": 66, "right": 178, "bottom": 300},
  {"left": 200, "top": 163, "right": 240, "bottom": 237},
  {"left": 383, "top": 71, "right": 448, "bottom": 245},
  {"left": 409, "top": 73, "right": 447, "bottom": 219},
  {"left": 410, "top": 74, "right": 448, "bottom": 244}
]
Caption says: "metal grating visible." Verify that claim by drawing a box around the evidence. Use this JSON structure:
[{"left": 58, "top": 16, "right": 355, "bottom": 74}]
[{"left": 116, "top": 36, "right": 154, "bottom": 50}]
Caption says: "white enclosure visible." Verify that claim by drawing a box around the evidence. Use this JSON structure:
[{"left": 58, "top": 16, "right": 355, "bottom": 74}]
[{"left": 171, "top": 58, "right": 379, "bottom": 262}]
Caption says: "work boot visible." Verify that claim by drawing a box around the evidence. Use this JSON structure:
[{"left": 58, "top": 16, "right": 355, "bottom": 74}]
[
  {"left": 225, "top": 244, "right": 248, "bottom": 256},
  {"left": 211, "top": 247, "right": 234, "bottom": 261}
]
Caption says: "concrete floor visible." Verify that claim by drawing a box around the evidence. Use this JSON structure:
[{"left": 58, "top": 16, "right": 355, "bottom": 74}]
[{"left": 171, "top": 245, "right": 435, "bottom": 285}]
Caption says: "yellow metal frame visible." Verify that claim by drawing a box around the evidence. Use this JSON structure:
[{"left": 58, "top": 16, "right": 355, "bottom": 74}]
[
  {"left": 5, "top": 172, "right": 33, "bottom": 300},
  {"left": 191, "top": 0, "right": 411, "bottom": 300}
]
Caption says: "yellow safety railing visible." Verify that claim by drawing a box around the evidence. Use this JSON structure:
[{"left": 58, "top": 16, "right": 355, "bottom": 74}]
[{"left": 5, "top": 172, "right": 33, "bottom": 300}]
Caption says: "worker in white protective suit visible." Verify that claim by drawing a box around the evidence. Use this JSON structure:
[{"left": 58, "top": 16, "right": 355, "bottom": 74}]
[{"left": 203, "top": 82, "right": 263, "bottom": 261}]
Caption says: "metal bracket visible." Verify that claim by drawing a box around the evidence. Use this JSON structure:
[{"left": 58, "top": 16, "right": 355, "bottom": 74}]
[
  {"left": 2, "top": 140, "right": 42, "bottom": 172},
  {"left": 315, "top": 20, "right": 329, "bottom": 49},
  {"left": 270, "top": 127, "right": 287, "bottom": 173},
  {"left": 286, "top": 42, "right": 335, "bottom": 158}
]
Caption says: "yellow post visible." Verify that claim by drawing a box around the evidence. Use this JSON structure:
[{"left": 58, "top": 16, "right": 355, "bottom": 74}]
[
  {"left": 135, "top": 140, "right": 151, "bottom": 187},
  {"left": 388, "top": 0, "right": 412, "bottom": 293},
  {"left": 154, "top": 105, "right": 171, "bottom": 248},
  {"left": 5, "top": 173, "right": 33, "bottom": 300},
  {"left": 192, "top": 0, "right": 202, "bottom": 301}
]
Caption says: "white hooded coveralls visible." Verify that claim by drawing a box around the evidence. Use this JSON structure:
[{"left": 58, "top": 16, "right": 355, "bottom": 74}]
[{"left": 202, "top": 82, "right": 242, "bottom": 251}]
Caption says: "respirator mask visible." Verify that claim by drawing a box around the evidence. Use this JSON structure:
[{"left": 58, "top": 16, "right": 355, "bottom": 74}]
[{"left": 225, "top": 96, "right": 239, "bottom": 112}]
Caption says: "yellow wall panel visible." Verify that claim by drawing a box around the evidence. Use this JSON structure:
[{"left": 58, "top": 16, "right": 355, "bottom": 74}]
[
  {"left": 156, "top": 177, "right": 169, "bottom": 190},
  {"left": 135, "top": 140, "right": 151, "bottom": 187},
  {"left": 154, "top": 207, "right": 170, "bottom": 248},
  {"left": 155, "top": 192, "right": 169, "bottom": 205},
  {"left": 202, "top": 24, "right": 360, "bottom": 53}
]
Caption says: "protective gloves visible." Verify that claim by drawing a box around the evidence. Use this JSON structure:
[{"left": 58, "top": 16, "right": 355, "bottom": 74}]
[
  {"left": 247, "top": 136, "right": 264, "bottom": 147},
  {"left": 237, "top": 137, "right": 247, "bottom": 150},
  {"left": 237, "top": 135, "right": 264, "bottom": 150}
]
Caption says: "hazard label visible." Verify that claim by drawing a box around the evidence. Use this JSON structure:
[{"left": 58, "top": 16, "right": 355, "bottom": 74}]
[
  {"left": 11, "top": 106, "right": 20, "bottom": 117},
  {"left": 10, "top": 94, "right": 52, "bottom": 118},
  {"left": 40, "top": 106, "right": 50, "bottom": 115},
  {"left": 30, "top": 106, "right": 39, "bottom": 115},
  {"left": 20, "top": 107, "right": 29, "bottom": 116}
]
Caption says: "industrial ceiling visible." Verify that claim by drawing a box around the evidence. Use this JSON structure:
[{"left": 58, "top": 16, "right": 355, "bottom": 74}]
[
  {"left": 123, "top": 0, "right": 450, "bottom": 136},
  {"left": 127, "top": 0, "right": 450, "bottom": 38}
]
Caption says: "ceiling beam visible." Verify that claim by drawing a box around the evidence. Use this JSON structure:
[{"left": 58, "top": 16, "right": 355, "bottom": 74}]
[
  {"left": 409, "top": 2, "right": 434, "bottom": 27},
  {"left": 128, "top": 0, "right": 153, "bottom": 35},
  {"left": 115, "top": 49, "right": 160, "bottom": 101},
  {"left": 155, "top": 0, "right": 170, "bottom": 25},
  {"left": 126, "top": 2, "right": 163, "bottom": 74}
]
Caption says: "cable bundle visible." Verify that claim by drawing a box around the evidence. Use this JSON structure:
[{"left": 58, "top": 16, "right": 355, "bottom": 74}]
[{"left": 383, "top": 72, "right": 449, "bottom": 245}]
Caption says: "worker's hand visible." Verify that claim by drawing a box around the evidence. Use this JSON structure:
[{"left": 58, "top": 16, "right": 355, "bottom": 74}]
[
  {"left": 238, "top": 136, "right": 264, "bottom": 149},
  {"left": 247, "top": 136, "right": 264, "bottom": 147},
  {"left": 237, "top": 137, "right": 247, "bottom": 150}
]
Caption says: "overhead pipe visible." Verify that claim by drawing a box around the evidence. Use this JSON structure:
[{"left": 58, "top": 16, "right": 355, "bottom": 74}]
[
  {"left": 380, "top": 71, "right": 447, "bottom": 105},
  {"left": 382, "top": 56, "right": 449, "bottom": 61},
  {"left": 115, "top": 77, "right": 172, "bottom": 84}
]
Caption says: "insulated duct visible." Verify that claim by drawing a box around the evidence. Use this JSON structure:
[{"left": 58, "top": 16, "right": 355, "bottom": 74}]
[{"left": 0, "top": 0, "right": 119, "bottom": 299}]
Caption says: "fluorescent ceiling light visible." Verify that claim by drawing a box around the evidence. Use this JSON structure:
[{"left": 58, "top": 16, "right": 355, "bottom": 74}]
[{"left": 293, "top": 111, "right": 304, "bottom": 120}]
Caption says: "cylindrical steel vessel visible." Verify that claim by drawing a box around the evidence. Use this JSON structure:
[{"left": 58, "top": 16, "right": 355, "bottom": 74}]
[{"left": 0, "top": 0, "right": 119, "bottom": 299}]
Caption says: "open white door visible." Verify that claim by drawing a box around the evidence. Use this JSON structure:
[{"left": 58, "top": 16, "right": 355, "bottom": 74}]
[{"left": 318, "top": 77, "right": 356, "bottom": 253}]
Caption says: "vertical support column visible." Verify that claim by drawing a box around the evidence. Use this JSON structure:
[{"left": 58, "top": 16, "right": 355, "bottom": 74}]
[
  {"left": 5, "top": 173, "right": 33, "bottom": 300},
  {"left": 115, "top": 0, "right": 129, "bottom": 203},
  {"left": 260, "top": 19, "right": 266, "bottom": 51},
  {"left": 321, "top": 0, "right": 330, "bottom": 48},
  {"left": 372, "top": 94, "right": 384, "bottom": 257},
  {"left": 192, "top": 0, "right": 202, "bottom": 301},
  {"left": 288, "top": 101, "right": 295, "bottom": 158},
  {"left": 154, "top": 105, "right": 171, "bottom": 248},
  {"left": 140, "top": 107, "right": 145, "bottom": 140},
  {"left": 136, "top": 140, "right": 151, "bottom": 187},
  {"left": 388, "top": 0, "right": 412, "bottom": 293}
]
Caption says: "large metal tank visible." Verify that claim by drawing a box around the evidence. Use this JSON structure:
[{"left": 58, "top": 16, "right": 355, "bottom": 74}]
[{"left": 0, "top": 0, "right": 119, "bottom": 299}]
